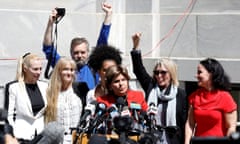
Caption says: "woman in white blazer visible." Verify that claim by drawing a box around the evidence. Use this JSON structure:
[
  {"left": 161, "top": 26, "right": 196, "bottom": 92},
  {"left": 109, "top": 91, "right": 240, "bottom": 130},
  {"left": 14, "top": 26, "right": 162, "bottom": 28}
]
[{"left": 7, "top": 53, "right": 47, "bottom": 142}]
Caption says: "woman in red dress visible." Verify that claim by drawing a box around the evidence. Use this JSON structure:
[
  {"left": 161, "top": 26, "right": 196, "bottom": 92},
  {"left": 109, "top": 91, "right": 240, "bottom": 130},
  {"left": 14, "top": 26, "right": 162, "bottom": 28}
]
[{"left": 185, "top": 58, "right": 237, "bottom": 144}]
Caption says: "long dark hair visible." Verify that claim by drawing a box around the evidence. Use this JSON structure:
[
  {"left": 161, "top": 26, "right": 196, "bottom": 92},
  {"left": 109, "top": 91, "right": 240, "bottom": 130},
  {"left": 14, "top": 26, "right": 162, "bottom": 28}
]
[{"left": 200, "top": 58, "right": 231, "bottom": 91}]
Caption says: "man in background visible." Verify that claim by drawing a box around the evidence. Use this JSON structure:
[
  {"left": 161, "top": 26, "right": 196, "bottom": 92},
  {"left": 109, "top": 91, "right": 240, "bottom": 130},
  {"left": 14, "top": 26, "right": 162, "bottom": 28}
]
[{"left": 42, "top": 2, "right": 113, "bottom": 89}]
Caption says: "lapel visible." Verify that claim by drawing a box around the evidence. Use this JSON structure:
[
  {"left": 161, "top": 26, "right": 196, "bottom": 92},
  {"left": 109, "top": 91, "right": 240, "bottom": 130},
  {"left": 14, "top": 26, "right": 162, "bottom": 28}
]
[
  {"left": 16, "top": 81, "right": 47, "bottom": 118},
  {"left": 16, "top": 82, "right": 33, "bottom": 116}
]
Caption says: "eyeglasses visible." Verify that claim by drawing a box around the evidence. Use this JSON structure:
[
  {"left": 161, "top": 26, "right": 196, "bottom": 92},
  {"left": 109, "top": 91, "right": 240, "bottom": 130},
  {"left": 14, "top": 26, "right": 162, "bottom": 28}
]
[{"left": 153, "top": 70, "right": 168, "bottom": 75}]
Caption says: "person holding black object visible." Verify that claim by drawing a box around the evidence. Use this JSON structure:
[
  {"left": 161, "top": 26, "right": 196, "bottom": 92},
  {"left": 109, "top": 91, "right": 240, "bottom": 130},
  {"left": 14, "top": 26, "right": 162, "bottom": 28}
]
[
  {"left": 42, "top": 2, "right": 113, "bottom": 90},
  {"left": 44, "top": 57, "right": 86, "bottom": 144},
  {"left": 130, "top": 32, "right": 187, "bottom": 144},
  {"left": 6, "top": 53, "right": 48, "bottom": 143},
  {"left": 184, "top": 58, "right": 237, "bottom": 144}
]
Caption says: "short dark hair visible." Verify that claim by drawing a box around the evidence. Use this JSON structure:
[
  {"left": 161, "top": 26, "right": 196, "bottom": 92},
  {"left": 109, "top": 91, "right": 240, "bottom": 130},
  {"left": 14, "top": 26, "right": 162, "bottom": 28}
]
[{"left": 70, "top": 37, "right": 89, "bottom": 54}]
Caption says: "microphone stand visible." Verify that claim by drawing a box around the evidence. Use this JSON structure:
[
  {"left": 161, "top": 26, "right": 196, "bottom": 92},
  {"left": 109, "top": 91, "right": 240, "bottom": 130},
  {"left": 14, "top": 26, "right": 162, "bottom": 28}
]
[{"left": 119, "top": 131, "right": 127, "bottom": 144}]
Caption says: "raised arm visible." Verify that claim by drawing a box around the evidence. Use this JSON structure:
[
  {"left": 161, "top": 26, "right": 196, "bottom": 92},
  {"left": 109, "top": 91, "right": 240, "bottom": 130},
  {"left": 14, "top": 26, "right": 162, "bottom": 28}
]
[
  {"left": 102, "top": 2, "right": 112, "bottom": 25},
  {"left": 42, "top": 8, "right": 60, "bottom": 67},
  {"left": 43, "top": 9, "right": 57, "bottom": 46},
  {"left": 96, "top": 2, "right": 112, "bottom": 46},
  {"left": 130, "top": 33, "right": 152, "bottom": 95},
  {"left": 132, "top": 32, "right": 141, "bottom": 50}
]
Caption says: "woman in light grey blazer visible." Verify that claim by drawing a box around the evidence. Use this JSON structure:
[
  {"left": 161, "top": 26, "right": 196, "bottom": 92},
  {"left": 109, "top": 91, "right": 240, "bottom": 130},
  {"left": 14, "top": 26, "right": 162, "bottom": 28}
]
[{"left": 7, "top": 53, "right": 47, "bottom": 142}]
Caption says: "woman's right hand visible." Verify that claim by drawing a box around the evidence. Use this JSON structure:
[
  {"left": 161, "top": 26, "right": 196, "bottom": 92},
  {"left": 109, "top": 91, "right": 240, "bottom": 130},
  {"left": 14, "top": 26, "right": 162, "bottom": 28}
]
[{"left": 132, "top": 32, "right": 142, "bottom": 50}]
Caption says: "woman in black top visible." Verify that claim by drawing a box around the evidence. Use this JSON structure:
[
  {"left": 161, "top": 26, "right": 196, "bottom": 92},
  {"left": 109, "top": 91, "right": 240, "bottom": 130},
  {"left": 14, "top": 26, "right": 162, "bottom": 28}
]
[
  {"left": 130, "top": 33, "right": 187, "bottom": 144},
  {"left": 6, "top": 53, "right": 48, "bottom": 142}
]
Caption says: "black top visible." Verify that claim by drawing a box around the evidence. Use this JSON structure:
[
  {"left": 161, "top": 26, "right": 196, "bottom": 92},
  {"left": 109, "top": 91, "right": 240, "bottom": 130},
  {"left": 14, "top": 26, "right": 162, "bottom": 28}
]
[
  {"left": 131, "top": 50, "right": 188, "bottom": 144},
  {"left": 25, "top": 83, "right": 44, "bottom": 116}
]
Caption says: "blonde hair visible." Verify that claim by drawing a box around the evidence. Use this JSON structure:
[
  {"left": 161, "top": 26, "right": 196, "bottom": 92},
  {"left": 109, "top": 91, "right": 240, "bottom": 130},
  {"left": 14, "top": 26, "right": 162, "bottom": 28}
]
[
  {"left": 15, "top": 53, "right": 41, "bottom": 82},
  {"left": 15, "top": 53, "right": 42, "bottom": 94},
  {"left": 45, "top": 57, "right": 76, "bottom": 123},
  {"left": 153, "top": 58, "right": 179, "bottom": 87}
]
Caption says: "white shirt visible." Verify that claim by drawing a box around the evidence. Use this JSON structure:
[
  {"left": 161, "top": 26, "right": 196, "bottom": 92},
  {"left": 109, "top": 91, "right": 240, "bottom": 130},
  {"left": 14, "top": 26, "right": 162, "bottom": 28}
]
[{"left": 57, "top": 87, "right": 82, "bottom": 144}]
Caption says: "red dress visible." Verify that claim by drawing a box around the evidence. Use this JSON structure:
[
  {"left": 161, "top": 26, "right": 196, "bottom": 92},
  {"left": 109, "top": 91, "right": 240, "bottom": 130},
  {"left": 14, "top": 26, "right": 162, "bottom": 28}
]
[
  {"left": 97, "top": 90, "right": 148, "bottom": 112},
  {"left": 189, "top": 88, "right": 237, "bottom": 137}
]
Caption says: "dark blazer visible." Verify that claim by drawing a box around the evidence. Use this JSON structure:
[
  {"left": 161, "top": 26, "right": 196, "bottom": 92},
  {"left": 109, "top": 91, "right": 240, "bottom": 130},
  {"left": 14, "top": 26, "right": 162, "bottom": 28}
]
[{"left": 131, "top": 50, "right": 188, "bottom": 144}]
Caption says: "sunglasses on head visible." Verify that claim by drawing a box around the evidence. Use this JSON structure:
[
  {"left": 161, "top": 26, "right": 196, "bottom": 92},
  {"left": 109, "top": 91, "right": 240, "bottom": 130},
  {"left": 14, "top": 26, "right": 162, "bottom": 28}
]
[{"left": 153, "top": 70, "right": 168, "bottom": 75}]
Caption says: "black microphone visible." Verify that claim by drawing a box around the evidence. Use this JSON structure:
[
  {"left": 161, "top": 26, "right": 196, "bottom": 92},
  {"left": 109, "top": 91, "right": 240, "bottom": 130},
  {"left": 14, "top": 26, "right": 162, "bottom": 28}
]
[
  {"left": 116, "top": 97, "right": 127, "bottom": 113},
  {"left": 95, "top": 102, "right": 107, "bottom": 116},
  {"left": 31, "top": 121, "right": 64, "bottom": 144},
  {"left": 88, "top": 103, "right": 107, "bottom": 133},
  {"left": 106, "top": 104, "right": 119, "bottom": 134},
  {"left": 108, "top": 104, "right": 119, "bottom": 119},
  {"left": 78, "top": 101, "right": 97, "bottom": 128},
  {"left": 130, "top": 102, "right": 141, "bottom": 122},
  {"left": 139, "top": 110, "right": 148, "bottom": 125}
]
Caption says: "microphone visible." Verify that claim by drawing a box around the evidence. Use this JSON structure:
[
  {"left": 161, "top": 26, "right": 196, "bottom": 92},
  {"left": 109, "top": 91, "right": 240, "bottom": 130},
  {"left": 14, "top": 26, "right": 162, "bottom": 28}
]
[
  {"left": 106, "top": 104, "right": 119, "bottom": 134},
  {"left": 130, "top": 102, "right": 141, "bottom": 122},
  {"left": 31, "top": 121, "right": 64, "bottom": 144},
  {"left": 147, "top": 103, "right": 158, "bottom": 130},
  {"left": 78, "top": 101, "right": 97, "bottom": 128},
  {"left": 108, "top": 104, "right": 119, "bottom": 119},
  {"left": 116, "top": 97, "right": 127, "bottom": 112},
  {"left": 147, "top": 103, "right": 158, "bottom": 117},
  {"left": 95, "top": 102, "right": 107, "bottom": 117},
  {"left": 139, "top": 110, "right": 148, "bottom": 127},
  {"left": 88, "top": 103, "right": 107, "bottom": 133},
  {"left": 121, "top": 106, "right": 131, "bottom": 117}
]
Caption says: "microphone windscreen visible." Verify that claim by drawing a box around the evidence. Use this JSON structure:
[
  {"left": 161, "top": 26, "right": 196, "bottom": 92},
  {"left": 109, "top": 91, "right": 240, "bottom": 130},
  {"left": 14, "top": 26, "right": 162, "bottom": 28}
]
[
  {"left": 85, "top": 102, "right": 97, "bottom": 115},
  {"left": 96, "top": 103, "right": 107, "bottom": 113},
  {"left": 116, "top": 97, "right": 126, "bottom": 107},
  {"left": 107, "top": 104, "right": 117, "bottom": 113},
  {"left": 147, "top": 104, "right": 158, "bottom": 115},
  {"left": 108, "top": 105, "right": 119, "bottom": 119},
  {"left": 149, "top": 102, "right": 156, "bottom": 107},
  {"left": 37, "top": 121, "right": 64, "bottom": 144}
]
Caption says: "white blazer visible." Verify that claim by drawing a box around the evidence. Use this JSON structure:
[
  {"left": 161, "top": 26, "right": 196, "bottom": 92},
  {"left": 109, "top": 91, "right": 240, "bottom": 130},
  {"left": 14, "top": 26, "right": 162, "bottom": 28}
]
[{"left": 7, "top": 80, "right": 48, "bottom": 140}]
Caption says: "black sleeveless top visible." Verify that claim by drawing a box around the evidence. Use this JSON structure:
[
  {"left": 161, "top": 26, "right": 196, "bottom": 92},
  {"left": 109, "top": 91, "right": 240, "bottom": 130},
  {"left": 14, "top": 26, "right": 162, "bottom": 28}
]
[{"left": 25, "top": 83, "right": 44, "bottom": 116}]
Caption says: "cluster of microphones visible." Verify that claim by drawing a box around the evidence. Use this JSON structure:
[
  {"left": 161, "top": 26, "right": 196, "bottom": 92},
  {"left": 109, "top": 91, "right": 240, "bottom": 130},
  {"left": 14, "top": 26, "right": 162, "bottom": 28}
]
[
  {"left": 72, "top": 97, "right": 160, "bottom": 144},
  {"left": 26, "top": 96, "right": 178, "bottom": 144}
]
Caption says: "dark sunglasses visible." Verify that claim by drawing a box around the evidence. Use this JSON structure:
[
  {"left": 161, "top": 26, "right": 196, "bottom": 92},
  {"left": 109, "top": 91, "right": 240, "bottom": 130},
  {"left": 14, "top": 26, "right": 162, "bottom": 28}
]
[{"left": 153, "top": 70, "right": 168, "bottom": 75}]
